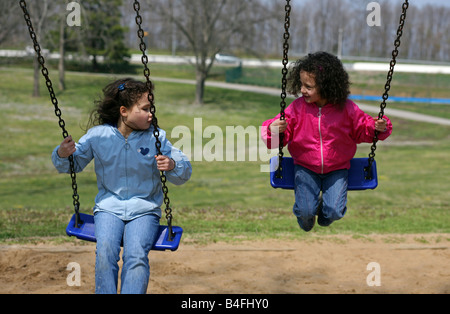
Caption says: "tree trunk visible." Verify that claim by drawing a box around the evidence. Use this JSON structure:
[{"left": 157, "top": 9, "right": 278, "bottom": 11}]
[
  {"left": 58, "top": 18, "right": 66, "bottom": 91},
  {"left": 92, "top": 54, "right": 98, "bottom": 72},
  {"left": 195, "top": 71, "right": 207, "bottom": 105},
  {"left": 33, "top": 58, "right": 40, "bottom": 97}
]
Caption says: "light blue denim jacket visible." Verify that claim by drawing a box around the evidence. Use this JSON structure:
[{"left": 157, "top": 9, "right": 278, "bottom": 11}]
[{"left": 52, "top": 124, "right": 192, "bottom": 221}]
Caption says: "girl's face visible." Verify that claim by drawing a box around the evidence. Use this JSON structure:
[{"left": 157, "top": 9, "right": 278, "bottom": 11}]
[
  {"left": 300, "top": 71, "right": 327, "bottom": 107},
  {"left": 121, "top": 92, "right": 153, "bottom": 131}
]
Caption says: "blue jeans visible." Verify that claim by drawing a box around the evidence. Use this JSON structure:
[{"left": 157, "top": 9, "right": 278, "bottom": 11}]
[
  {"left": 293, "top": 165, "right": 348, "bottom": 232},
  {"left": 94, "top": 211, "right": 160, "bottom": 294}
]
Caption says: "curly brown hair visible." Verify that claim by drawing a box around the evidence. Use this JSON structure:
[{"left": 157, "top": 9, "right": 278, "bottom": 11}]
[
  {"left": 86, "top": 78, "right": 152, "bottom": 130},
  {"left": 287, "top": 52, "right": 350, "bottom": 109}
]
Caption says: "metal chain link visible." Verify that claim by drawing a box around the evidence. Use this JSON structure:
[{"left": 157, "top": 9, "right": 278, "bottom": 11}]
[
  {"left": 19, "top": 0, "right": 82, "bottom": 227},
  {"left": 366, "top": 0, "right": 409, "bottom": 179},
  {"left": 133, "top": 0, "right": 174, "bottom": 240},
  {"left": 276, "top": 0, "right": 291, "bottom": 179}
]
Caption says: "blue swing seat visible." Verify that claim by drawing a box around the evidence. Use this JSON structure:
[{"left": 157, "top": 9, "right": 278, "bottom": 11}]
[
  {"left": 66, "top": 213, "right": 183, "bottom": 251},
  {"left": 270, "top": 156, "right": 378, "bottom": 191}
]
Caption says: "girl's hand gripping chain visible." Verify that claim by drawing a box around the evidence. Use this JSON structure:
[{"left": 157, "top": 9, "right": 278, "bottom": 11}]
[
  {"left": 155, "top": 155, "right": 175, "bottom": 172},
  {"left": 57, "top": 136, "right": 76, "bottom": 158}
]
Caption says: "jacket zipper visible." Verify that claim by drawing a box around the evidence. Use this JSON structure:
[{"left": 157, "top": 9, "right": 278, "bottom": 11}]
[
  {"left": 318, "top": 107, "right": 324, "bottom": 174},
  {"left": 124, "top": 138, "right": 129, "bottom": 218}
]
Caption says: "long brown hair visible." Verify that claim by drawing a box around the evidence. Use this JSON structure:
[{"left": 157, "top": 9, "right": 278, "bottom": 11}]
[{"left": 86, "top": 78, "right": 152, "bottom": 130}]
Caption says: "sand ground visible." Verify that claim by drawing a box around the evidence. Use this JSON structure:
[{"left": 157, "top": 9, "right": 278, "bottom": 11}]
[{"left": 0, "top": 233, "right": 448, "bottom": 294}]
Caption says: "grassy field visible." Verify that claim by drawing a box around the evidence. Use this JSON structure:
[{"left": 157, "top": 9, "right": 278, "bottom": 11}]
[{"left": 0, "top": 66, "right": 449, "bottom": 244}]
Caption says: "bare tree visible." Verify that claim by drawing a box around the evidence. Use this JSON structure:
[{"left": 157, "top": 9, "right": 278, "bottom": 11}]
[
  {"left": 27, "top": 0, "right": 51, "bottom": 97},
  {"left": 145, "top": 0, "right": 275, "bottom": 104},
  {"left": 0, "top": 1, "right": 19, "bottom": 46},
  {"left": 58, "top": 14, "right": 66, "bottom": 91}
]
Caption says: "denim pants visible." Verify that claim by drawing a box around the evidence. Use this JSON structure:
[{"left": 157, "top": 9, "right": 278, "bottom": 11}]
[
  {"left": 293, "top": 165, "right": 348, "bottom": 232},
  {"left": 94, "top": 211, "right": 160, "bottom": 294}
]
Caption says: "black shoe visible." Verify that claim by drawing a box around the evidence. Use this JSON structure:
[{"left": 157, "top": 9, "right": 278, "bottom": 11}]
[{"left": 297, "top": 216, "right": 315, "bottom": 232}]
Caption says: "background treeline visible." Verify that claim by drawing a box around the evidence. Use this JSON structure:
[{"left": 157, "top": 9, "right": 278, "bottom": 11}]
[{"left": 1, "top": 0, "right": 449, "bottom": 62}]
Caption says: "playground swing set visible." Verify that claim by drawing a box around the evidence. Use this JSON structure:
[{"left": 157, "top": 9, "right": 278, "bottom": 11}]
[
  {"left": 19, "top": 0, "right": 410, "bottom": 251},
  {"left": 270, "top": 0, "right": 409, "bottom": 191}
]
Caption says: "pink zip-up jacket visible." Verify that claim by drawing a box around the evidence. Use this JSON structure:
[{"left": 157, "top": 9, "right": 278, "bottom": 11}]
[{"left": 262, "top": 97, "right": 393, "bottom": 174}]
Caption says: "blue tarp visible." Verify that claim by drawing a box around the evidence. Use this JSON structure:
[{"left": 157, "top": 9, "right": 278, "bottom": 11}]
[{"left": 350, "top": 95, "right": 450, "bottom": 104}]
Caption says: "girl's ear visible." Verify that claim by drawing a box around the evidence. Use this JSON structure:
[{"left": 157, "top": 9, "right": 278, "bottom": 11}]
[{"left": 119, "top": 106, "right": 128, "bottom": 118}]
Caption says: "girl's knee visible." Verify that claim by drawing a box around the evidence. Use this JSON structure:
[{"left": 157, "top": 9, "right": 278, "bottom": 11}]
[{"left": 96, "top": 239, "right": 121, "bottom": 264}]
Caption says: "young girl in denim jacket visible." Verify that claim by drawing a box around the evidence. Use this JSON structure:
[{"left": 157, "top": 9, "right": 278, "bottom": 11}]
[
  {"left": 52, "top": 78, "right": 192, "bottom": 293},
  {"left": 262, "top": 52, "right": 392, "bottom": 232}
]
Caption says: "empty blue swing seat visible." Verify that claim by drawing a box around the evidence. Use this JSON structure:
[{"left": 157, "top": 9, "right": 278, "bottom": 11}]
[
  {"left": 270, "top": 156, "right": 378, "bottom": 191},
  {"left": 66, "top": 213, "right": 183, "bottom": 251}
]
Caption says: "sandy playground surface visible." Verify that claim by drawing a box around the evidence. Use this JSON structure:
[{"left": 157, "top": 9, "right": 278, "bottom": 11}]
[{"left": 0, "top": 233, "right": 448, "bottom": 294}]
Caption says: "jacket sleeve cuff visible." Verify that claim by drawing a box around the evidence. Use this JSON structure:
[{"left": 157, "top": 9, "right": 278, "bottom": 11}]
[
  {"left": 165, "top": 149, "right": 192, "bottom": 186},
  {"left": 52, "top": 146, "right": 71, "bottom": 173},
  {"left": 377, "top": 116, "right": 393, "bottom": 141},
  {"left": 261, "top": 119, "right": 276, "bottom": 148}
]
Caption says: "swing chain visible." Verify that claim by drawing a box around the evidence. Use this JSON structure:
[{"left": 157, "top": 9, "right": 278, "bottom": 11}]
[
  {"left": 19, "top": 0, "right": 82, "bottom": 227},
  {"left": 366, "top": 0, "right": 409, "bottom": 179},
  {"left": 133, "top": 0, "right": 174, "bottom": 240},
  {"left": 277, "top": 0, "right": 291, "bottom": 179}
]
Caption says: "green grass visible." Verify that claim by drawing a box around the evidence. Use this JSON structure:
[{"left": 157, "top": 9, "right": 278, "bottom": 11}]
[{"left": 0, "top": 67, "right": 449, "bottom": 244}]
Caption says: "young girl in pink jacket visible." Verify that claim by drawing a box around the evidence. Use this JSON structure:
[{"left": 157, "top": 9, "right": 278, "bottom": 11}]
[{"left": 262, "top": 52, "right": 392, "bottom": 232}]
